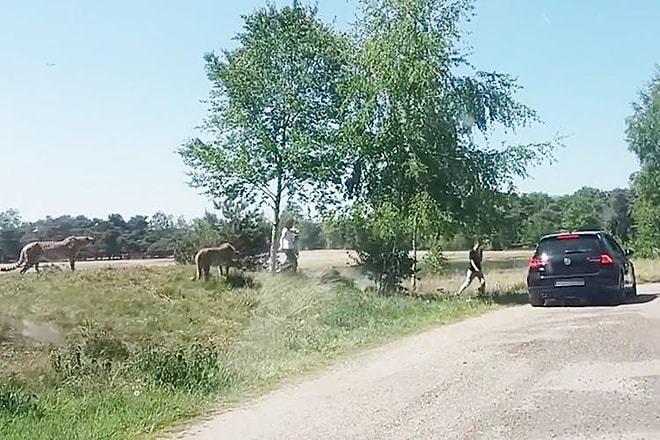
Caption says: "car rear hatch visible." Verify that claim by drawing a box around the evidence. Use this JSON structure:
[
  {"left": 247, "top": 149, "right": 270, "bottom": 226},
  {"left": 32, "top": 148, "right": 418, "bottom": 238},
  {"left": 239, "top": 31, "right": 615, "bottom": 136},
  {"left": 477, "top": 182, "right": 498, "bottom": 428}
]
[{"left": 532, "top": 233, "right": 604, "bottom": 277}]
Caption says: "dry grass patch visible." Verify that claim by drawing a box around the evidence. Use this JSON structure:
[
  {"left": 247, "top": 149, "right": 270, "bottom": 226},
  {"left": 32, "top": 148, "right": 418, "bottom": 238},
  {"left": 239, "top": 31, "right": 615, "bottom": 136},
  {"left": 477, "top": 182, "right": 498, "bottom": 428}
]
[
  {"left": 630, "top": 259, "right": 660, "bottom": 283},
  {"left": 417, "top": 268, "right": 526, "bottom": 297},
  {"left": 298, "top": 248, "right": 534, "bottom": 271}
]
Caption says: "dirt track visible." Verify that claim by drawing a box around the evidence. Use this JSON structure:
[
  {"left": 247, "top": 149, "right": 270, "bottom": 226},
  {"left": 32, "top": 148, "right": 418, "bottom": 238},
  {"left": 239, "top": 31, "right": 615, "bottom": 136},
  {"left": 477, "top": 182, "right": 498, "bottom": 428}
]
[
  {"left": 66, "top": 251, "right": 360, "bottom": 272},
  {"left": 73, "top": 258, "right": 176, "bottom": 269},
  {"left": 61, "top": 248, "right": 531, "bottom": 272},
  {"left": 171, "top": 284, "right": 660, "bottom": 440}
]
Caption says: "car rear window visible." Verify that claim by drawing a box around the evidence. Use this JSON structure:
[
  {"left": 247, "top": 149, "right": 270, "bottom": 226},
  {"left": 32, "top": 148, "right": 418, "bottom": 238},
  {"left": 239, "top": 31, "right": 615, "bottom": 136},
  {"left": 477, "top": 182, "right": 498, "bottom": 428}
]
[{"left": 537, "top": 235, "right": 601, "bottom": 255}]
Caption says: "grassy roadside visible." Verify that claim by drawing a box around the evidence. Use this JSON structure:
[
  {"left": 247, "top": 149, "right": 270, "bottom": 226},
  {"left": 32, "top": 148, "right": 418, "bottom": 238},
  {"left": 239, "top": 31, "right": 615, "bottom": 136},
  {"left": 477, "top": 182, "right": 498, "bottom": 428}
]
[
  {"left": 3, "top": 256, "right": 658, "bottom": 440},
  {"left": 0, "top": 264, "right": 523, "bottom": 439}
]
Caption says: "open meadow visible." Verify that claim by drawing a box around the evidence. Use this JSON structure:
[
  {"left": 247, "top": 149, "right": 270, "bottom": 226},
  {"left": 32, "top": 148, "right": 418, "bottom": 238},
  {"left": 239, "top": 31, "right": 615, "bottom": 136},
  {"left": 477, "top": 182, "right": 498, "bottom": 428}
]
[{"left": 2, "top": 249, "right": 660, "bottom": 439}]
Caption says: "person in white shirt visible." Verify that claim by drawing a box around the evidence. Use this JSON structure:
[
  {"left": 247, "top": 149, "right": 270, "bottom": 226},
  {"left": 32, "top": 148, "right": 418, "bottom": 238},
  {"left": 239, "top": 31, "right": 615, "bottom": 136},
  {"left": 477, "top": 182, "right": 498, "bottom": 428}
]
[{"left": 278, "top": 219, "right": 299, "bottom": 272}]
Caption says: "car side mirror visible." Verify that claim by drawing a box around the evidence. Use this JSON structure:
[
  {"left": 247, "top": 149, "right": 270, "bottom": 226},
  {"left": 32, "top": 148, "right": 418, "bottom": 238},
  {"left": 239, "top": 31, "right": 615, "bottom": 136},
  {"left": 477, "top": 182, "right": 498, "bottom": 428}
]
[{"left": 625, "top": 249, "right": 634, "bottom": 256}]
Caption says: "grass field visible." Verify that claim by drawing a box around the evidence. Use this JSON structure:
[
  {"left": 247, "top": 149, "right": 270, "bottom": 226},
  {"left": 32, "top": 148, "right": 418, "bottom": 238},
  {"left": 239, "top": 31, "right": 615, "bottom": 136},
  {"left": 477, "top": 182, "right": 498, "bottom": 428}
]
[{"left": 1, "top": 249, "right": 659, "bottom": 439}]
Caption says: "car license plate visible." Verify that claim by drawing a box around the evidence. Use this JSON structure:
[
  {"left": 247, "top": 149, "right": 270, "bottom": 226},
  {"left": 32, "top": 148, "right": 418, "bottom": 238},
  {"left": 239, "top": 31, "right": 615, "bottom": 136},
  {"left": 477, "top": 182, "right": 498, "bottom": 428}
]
[{"left": 554, "top": 279, "right": 585, "bottom": 287}]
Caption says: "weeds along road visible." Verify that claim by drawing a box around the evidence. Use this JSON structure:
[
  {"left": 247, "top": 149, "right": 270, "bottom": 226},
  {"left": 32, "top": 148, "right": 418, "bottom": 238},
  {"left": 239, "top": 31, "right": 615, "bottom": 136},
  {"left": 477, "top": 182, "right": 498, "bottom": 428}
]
[{"left": 170, "top": 283, "right": 660, "bottom": 440}]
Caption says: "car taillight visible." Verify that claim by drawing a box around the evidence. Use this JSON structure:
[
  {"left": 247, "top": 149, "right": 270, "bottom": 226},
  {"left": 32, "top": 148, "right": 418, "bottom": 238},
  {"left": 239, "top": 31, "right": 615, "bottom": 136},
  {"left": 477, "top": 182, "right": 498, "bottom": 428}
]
[
  {"left": 587, "top": 254, "right": 614, "bottom": 265},
  {"left": 600, "top": 254, "right": 613, "bottom": 264},
  {"left": 529, "top": 256, "right": 544, "bottom": 269}
]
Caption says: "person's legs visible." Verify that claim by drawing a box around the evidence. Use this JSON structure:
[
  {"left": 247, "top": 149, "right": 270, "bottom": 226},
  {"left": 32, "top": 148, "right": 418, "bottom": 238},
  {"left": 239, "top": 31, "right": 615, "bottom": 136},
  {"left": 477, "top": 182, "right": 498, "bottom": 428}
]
[
  {"left": 290, "top": 250, "right": 298, "bottom": 273},
  {"left": 456, "top": 269, "right": 475, "bottom": 295},
  {"left": 279, "top": 249, "right": 297, "bottom": 273},
  {"left": 275, "top": 250, "right": 285, "bottom": 273},
  {"left": 475, "top": 271, "right": 486, "bottom": 294}
]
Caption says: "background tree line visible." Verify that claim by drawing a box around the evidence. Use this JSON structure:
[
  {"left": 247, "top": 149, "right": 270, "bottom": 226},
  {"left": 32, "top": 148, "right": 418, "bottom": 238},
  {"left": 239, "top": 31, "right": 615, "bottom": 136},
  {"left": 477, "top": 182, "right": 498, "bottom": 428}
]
[{"left": 0, "top": 185, "right": 634, "bottom": 263}]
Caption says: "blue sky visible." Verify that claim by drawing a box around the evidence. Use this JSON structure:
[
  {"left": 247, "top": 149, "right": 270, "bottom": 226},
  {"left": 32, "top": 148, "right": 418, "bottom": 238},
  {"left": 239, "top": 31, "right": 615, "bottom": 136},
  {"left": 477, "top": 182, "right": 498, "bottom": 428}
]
[{"left": 0, "top": 0, "right": 653, "bottom": 222}]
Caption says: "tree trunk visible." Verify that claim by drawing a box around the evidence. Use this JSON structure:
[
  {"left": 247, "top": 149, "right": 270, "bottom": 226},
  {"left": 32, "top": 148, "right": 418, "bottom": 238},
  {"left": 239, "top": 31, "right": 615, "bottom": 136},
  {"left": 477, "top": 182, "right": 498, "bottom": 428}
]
[
  {"left": 269, "top": 177, "right": 283, "bottom": 274},
  {"left": 411, "top": 216, "right": 418, "bottom": 290},
  {"left": 269, "top": 219, "right": 279, "bottom": 274}
]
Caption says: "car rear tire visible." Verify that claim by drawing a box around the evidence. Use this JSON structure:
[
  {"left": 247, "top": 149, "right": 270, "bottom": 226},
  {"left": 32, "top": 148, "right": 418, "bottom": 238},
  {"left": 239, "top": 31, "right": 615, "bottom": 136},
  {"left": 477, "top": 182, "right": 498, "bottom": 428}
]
[
  {"left": 529, "top": 292, "right": 543, "bottom": 307},
  {"left": 625, "top": 268, "right": 637, "bottom": 298},
  {"left": 609, "top": 275, "right": 626, "bottom": 306}
]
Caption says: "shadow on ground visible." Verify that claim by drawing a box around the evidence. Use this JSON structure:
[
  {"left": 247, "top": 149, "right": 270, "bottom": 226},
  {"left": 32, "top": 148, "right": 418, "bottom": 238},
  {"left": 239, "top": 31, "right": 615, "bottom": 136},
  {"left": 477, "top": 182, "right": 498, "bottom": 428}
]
[
  {"left": 224, "top": 272, "right": 261, "bottom": 289},
  {"left": 475, "top": 293, "right": 659, "bottom": 308},
  {"left": 404, "top": 291, "right": 528, "bottom": 305},
  {"left": 624, "top": 293, "right": 658, "bottom": 305},
  {"left": 520, "top": 293, "right": 658, "bottom": 308},
  {"left": 481, "top": 292, "right": 528, "bottom": 306}
]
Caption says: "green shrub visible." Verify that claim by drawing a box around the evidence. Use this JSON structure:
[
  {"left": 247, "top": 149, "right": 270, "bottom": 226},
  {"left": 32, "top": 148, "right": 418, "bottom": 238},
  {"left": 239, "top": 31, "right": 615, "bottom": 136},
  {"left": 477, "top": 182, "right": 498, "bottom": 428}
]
[
  {"left": 420, "top": 242, "right": 448, "bottom": 275},
  {"left": 138, "top": 343, "right": 235, "bottom": 394},
  {"left": 339, "top": 203, "right": 417, "bottom": 294},
  {"left": 0, "top": 388, "right": 43, "bottom": 419},
  {"left": 50, "top": 328, "right": 131, "bottom": 381},
  {"left": 174, "top": 201, "right": 270, "bottom": 264}
]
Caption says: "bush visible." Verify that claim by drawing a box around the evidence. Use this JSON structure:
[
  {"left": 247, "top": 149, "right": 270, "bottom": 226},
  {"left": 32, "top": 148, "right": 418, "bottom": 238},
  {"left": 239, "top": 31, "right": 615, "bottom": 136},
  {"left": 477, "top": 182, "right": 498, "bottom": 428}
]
[
  {"left": 173, "top": 214, "right": 225, "bottom": 264},
  {"left": 49, "top": 323, "right": 237, "bottom": 396},
  {"left": 352, "top": 243, "right": 416, "bottom": 294},
  {"left": 138, "top": 343, "right": 235, "bottom": 394},
  {"left": 50, "top": 327, "right": 130, "bottom": 381},
  {"left": 0, "top": 388, "right": 42, "bottom": 419},
  {"left": 214, "top": 199, "right": 271, "bottom": 257},
  {"left": 173, "top": 201, "right": 271, "bottom": 264},
  {"left": 421, "top": 242, "right": 448, "bottom": 275},
  {"left": 339, "top": 203, "right": 418, "bottom": 294}
]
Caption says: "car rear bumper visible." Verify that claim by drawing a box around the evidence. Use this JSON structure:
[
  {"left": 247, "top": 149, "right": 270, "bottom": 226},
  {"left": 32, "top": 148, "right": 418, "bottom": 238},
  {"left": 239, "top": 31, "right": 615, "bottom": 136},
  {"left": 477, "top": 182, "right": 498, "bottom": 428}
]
[{"left": 528, "top": 282, "right": 620, "bottom": 305}]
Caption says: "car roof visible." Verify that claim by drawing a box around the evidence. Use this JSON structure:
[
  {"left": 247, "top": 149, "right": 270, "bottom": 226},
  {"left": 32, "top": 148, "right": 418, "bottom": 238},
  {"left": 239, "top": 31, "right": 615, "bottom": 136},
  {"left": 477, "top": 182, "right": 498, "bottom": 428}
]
[{"left": 539, "top": 230, "right": 607, "bottom": 241}]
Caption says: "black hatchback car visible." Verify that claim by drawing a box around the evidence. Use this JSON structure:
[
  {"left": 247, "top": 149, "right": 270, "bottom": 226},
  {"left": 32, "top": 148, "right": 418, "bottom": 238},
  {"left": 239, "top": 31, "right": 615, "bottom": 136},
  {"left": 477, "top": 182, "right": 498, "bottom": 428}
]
[{"left": 526, "top": 230, "right": 637, "bottom": 306}]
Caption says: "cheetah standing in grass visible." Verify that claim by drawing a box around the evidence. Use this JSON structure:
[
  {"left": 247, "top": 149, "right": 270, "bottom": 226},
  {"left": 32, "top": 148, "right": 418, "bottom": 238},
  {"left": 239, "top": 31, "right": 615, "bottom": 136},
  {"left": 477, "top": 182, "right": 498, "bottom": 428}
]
[
  {"left": 0, "top": 235, "right": 95, "bottom": 274},
  {"left": 192, "top": 242, "right": 240, "bottom": 281}
]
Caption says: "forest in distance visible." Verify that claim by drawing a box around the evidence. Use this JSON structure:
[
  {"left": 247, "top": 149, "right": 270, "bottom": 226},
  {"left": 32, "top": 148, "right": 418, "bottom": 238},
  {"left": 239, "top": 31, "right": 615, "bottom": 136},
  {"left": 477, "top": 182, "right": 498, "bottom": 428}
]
[{"left": 0, "top": 185, "right": 632, "bottom": 264}]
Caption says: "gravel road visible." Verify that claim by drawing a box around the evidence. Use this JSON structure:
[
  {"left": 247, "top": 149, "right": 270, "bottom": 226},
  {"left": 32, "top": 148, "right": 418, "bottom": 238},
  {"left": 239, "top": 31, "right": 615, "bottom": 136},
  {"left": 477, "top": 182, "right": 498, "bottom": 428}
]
[{"left": 172, "top": 283, "right": 660, "bottom": 440}]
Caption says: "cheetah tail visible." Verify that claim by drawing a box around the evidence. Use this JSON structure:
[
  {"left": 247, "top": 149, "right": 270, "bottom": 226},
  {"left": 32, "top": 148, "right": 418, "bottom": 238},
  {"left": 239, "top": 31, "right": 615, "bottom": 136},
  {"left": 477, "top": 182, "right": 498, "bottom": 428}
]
[
  {"left": 0, "top": 253, "right": 26, "bottom": 272},
  {"left": 0, "top": 263, "right": 21, "bottom": 272}
]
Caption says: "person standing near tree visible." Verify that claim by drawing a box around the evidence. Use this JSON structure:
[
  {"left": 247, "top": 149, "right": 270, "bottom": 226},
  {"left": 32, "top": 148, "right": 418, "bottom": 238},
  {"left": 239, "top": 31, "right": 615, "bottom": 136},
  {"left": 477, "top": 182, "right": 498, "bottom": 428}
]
[
  {"left": 278, "top": 219, "right": 299, "bottom": 273},
  {"left": 456, "top": 240, "right": 486, "bottom": 296}
]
